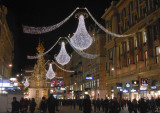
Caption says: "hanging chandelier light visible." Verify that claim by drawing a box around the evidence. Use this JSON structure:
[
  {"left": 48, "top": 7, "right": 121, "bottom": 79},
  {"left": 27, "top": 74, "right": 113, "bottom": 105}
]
[
  {"left": 55, "top": 41, "right": 71, "bottom": 66},
  {"left": 24, "top": 78, "right": 29, "bottom": 88},
  {"left": 46, "top": 64, "right": 56, "bottom": 79},
  {"left": 70, "top": 14, "right": 93, "bottom": 51}
]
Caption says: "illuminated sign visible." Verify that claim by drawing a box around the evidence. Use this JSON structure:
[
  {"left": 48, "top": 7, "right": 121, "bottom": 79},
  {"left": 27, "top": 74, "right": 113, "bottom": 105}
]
[
  {"left": 141, "top": 78, "right": 148, "bottom": 86},
  {"left": 85, "top": 77, "right": 93, "bottom": 80},
  {"left": 126, "top": 83, "right": 131, "bottom": 88},
  {"left": 131, "top": 89, "right": 137, "bottom": 92},
  {"left": 151, "top": 86, "right": 157, "bottom": 89},
  {"left": 60, "top": 87, "right": 66, "bottom": 90},
  {"left": 123, "top": 89, "right": 128, "bottom": 93},
  {"left": 132, "top": 80, "right": 139, "bottom": 87},
  {"left": 140, "top": 86, "right": 147, "bottom": 90}
]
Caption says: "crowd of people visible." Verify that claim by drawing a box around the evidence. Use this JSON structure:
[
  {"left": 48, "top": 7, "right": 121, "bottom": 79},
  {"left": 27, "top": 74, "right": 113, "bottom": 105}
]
[{"left": 12, "top": 95, "right": 160, "bottom": 113}]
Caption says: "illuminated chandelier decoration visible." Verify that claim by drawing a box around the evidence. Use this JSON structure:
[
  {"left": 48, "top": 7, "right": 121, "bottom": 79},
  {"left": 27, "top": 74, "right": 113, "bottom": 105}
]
[
  {"left": 55, "top": 41, "right": 71, "bottom": 66},
  {"left": 70, "top": 14, "right": 93, "bottom": 51},
  {"left": 23, "top": 8, "right": 79, "bottom": 34},
  {"left": 24, "top": 78, "right": 29, "bottom": 88},
  {"left": 46, "top": 64, "right": 56, "bottom": 79}
]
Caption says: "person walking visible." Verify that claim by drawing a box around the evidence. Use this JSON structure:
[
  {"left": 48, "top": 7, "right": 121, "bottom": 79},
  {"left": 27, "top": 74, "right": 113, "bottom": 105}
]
[
  {"left": 47, "top": 94, "right": 56, "bottom": 113},
  {"left": 39, "top": 97, "right": 47, "bottom": 113},
  {"left": 132, "top": 99, "right": 138, "bottom": 113},
  {"left": 138, "top": 98, "right": 147, "bottom": 113},
  {"left": 104, "top": 97, "right": 109, "bottom": 113},
  {"left": 29, "top": 98, "right": 36, "bottom": 113},
  {"left": 96, "top": 98, "right": 101, "bottom": 112},
  {"left": 92, "top": 98, "right": 97, "bottom": 112},
  {"left": 12, "top": 97, "right": 20, "bottom": 113},
  {"left": 127, "top": 100, "right": 133, "bottom": 113},
  {"left": 83, "top": 95, "right": 92, "bottom": 113},
  {"left": 109, "top": 97, "right": 121, "bottom": 113}
]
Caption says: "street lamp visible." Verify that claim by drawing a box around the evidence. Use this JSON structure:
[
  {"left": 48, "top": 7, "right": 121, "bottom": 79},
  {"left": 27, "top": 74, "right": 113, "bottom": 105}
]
[{"left": 17, "top": 74, "right": 19, "bottom": 77}]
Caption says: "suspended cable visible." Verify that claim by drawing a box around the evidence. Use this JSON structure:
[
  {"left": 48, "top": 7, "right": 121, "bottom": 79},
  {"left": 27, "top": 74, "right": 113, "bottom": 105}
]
[
  {"left": 23, "top": 7, "right": 79, "bottom": 34},
  {"left": 65, "top": 37, "right": 98, "bottom": 59},
  {"left": 85, "top": 8, "right": 135, "bottom": 37},
  {"left": 52, "top": 61, "right": 75, "bottom": 73},
  {"left": 27, "top": 37, "right": 62, "bottom": 59}
]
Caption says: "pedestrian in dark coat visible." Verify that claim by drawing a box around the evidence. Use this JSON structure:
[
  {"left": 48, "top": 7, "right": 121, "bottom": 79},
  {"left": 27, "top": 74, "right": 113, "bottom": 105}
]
[
  {"left": 101, "top": 99, "right": 105, "bottom": 112},
  {"left": 138, "top": 98, "right": 147, "bottom": 113},
  {"left": 104, "top": 97, "right": 109, "bottom": 113},
  {"left": 92, "top": 99, "right": 96, "bottom": 112},
  {"left": 127, "top": 100, "right": 133, "bottom": 113},
  {"left": 39, "top": 97, "right": 47, "bottom": 113},
  {"left": 29, "top": 98, "right": 36, "bottom": 113},
  {"left": 47, "top": 95, "right": 56, "bottom": 113},
  {"left": 132, "top": 99, "right": 138, "bottom": 113},
  {"left": 109, "top": 97, "right": 121, "bottom": 113},
  {"left": 83, "top": 95, "right": 91, "bottom": 113},
  {"left": 96, "top": 98, "right": 101, "bottom": 111},
  {"left": 12, "top": 97, "right": 20, "bottom": 113}
]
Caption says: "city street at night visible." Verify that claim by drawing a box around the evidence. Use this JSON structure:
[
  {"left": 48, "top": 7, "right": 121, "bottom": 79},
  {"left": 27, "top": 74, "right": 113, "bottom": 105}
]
[{"left": 0, "top": 0, "right": 160, "bottom": 113}]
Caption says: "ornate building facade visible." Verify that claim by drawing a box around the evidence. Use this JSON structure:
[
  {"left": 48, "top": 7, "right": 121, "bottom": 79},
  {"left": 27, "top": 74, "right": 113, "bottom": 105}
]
[
  {"left": 0, "top": 6, "right": 14, "bottom": 78},
  {"left": 102, "top": 0, "right": 160, "bottom": 100}
]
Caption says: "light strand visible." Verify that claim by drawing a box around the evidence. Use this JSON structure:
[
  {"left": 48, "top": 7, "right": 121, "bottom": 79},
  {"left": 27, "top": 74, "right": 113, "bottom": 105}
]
[
  {"left": 23, "top": 8, "right": 79, "bottom": 34},
  {"left": 70, "top": 14, "right": 93, "bottom": 50},
  {"left": 55, "top": 41, "right": 71, "bottom": 66},
  {"left": 65, "top": 37, "right": 98, "bottom": 59},
  {"left": 52, "top": 61, "right": 75, "bottom": 73},
  {"left": 46, "top": 64, "right": 56, "bottom": 80},
  {"left": 27, "top": 37, "right": 62, "bottom": 59},
  {"left": 85, "top": 8, "right": 135, "bottom": 37}
]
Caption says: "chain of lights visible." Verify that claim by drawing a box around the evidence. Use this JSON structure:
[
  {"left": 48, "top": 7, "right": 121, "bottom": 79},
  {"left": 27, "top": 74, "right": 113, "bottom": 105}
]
[
  {"left": 24, "top": 78, "right": 29, "bottom": 88},
  {"left": 85, "top": 8, "right": 135, "bottom": 37},
  {"left": 23, "top": 8, "right": 79, "bottom": 34},
  {"left": 46, "top": 64, "right": 56, "bottom": 80},
  {"left": 66, "top": 37, "right": 98, "bottom": 59},
  {"left": 55, "top": 41, "right": 71, "bottom": 66},
  {"left": 52, "top": 61, "right": 75, "bottom": 73},
  {"left": 70, "top": 14, "right": 93, "bottom": 50},
  {"left": 27, "top": 37, "right": 62, "bottom": 59}
]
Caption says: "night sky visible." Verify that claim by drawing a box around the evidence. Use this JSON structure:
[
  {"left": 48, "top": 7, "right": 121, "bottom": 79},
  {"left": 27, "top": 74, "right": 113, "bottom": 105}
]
[{"left": 2, "top": 0, "right": 119, "bottom": 75}]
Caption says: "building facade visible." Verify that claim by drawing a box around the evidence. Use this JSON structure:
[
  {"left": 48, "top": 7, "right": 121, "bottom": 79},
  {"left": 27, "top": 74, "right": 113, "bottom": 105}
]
[
  {"left": 0, "top": 6, "right": 14, "bottom": 78},
  {"left": 102, "top": 0, "right": 160, "bottom": 100}
]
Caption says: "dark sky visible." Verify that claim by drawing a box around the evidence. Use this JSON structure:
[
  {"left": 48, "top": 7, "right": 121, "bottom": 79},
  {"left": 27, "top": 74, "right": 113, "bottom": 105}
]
[{"left": 2, "top": 0, "right": 118, "bottom": 75}]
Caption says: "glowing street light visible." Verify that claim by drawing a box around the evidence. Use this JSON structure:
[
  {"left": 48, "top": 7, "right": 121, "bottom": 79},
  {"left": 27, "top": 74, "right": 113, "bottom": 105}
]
[
  {"left": 9, "top": 64, "right": 12, "bottom": 67},
  {"left": 17, "top": 74, "right": 19, "bottom": 77}
]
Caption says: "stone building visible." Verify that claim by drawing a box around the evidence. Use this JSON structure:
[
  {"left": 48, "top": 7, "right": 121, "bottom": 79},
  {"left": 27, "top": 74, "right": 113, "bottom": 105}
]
[
  {"left": 102, "top": 0, "right": 160, "bottom": 100},
  {"left": 0, "top": 6, "right": 14, "bottom": 78}
]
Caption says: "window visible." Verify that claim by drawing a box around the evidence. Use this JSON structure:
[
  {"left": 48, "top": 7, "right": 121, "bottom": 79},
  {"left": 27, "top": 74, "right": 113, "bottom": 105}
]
[
  {"left": 127, "top": 41, "right": 130, "bottom": 51},
  {"left": 156, "top": 46, "right": 160, "bottom": 63},
  {"left": 136, "top": 55, "right": 138, "bottom": 63},
  {"left": 135, "top": 37, "right": 138, "bottom": 48},
  {"left": 94, "top": 80, "right": 96, "bottom": 87},
  {"left": 97, "top": 79, "right": 99, "bottom": 88},
  {"left": 109, "top": 49, "right": 113, "bottom": 60},
  {"left": 128, "top": 58, "right": 131, "bottom": 65},
  {"left": 145, "top": 51, "right": 148, "bottom": 66},
  {"left": 143, "top": 31, "right": 147, "bottom": 43}
]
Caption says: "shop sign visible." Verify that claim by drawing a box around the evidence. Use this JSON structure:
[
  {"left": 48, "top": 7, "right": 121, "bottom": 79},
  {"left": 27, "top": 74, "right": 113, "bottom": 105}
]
[
  {"left": 132, "top": 80, "right": 139, "bottom": 87},
  {"left": 131, "top": 88, "right": 137, "bottom": 92},
  {"left": 123, "top": 89, "right": 128, "bottom": 93},
  {"left": 126, "top": 83, "right": 131, "bottom": 88},
  {"left": 85, "top": 77, "right": 93, "bottom": 80},
  {"left": 116, "top": 83, "right": 122, "bottom": 89},
  {"left": 151, "top": 86, "right": 157, "bottom": 90},
  {"left": 140, "top": 86, "right": 147, "bottom": 90},
  {"left": 141, "top": 78, "right": 148, "bottom": 86},
  {"left": 111, "top": 89, "right": 114, "bottom": 92}
]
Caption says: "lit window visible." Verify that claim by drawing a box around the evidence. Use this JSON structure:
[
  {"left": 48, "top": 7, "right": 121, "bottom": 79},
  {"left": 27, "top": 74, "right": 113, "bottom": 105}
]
[
  {"left": 143, "top": 32, "right": 147, "bottom": 43},
  {"left": 97, "top": 79, "right": 99, "bottom": 88},
  {"left": 135, "top": 37, "right": 137, "bottom": 47},
  {"left": 136, "top": 55, "right": 138, "bottom": 63},
  {"left": 127, "top": 42, "right": 129, "bottom": 51}
]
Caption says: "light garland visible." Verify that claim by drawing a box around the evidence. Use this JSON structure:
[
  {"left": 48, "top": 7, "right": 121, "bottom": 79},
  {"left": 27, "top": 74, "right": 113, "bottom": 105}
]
[
  {"left": 66, "top": 37, "right": 98, "bottom": 59},
  {"left": 27, "top": 37, "right": 62, "bottom": 59},
  {"left": 85, "top": 8, "right": 135, "bottom": 37},
  {"left": 55, "top": 42, "right": 71, "bottom": 66},
  {"left": 46, "top": 64, "right": 56, "bottom": 80},
  {"left": 70, "top": 14, "right": 93, "bottom": 50},
  {"left": 24, "top": 78, "right": 29, "bottom": 88},
  {"left": 52, "top": 61, "right": 74, "bottom": 73},
  {"left": 23, "top": 8, "right": 79, "bottom": 34}
]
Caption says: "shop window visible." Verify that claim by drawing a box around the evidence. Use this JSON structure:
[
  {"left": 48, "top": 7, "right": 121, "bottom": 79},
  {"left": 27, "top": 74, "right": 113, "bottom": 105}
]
[{"left": 143, "top": 31, "right": 147, "bottom": 43}]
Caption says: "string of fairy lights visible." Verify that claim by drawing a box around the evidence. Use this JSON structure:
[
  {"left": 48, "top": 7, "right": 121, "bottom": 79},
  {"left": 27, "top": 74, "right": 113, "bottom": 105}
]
[{"left": 24, "top": 7, "right": 136, "bottom": 88}]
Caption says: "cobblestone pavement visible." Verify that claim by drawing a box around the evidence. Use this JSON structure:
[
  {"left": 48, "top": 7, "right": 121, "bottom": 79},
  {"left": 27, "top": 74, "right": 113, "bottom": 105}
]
[{"left": 55, "top": 106, "right": 140, "bottom": 113}]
